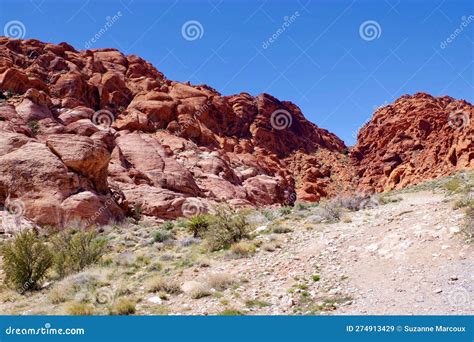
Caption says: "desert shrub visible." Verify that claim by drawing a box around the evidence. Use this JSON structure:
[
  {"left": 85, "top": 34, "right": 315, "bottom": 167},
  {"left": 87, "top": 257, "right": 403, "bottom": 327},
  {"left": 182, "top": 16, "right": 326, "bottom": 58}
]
[
  {"left": 179, "top": 237, "right": 201, "bottom": 247},
  {"left": 67, "top": 302, "right": 94, "bottom": 315},
  {"left": 153, "top": 229, "right": 173, "bottom": 243},
  {"left": 204, "top": 206, "right": 251, "bottom": 251},
  {"left": 443, "top": 177, "right": 464, "bottom": 194},
  {"left": 27, "top": 120, "right": 39, "bottom": 135},
  {"left": 49, "top": 281, "right": 74, "bottom": 304},
  {"left": 245, "top": 299, "right": 270, "bottom": 308},
  {"left": 205, "top": 273, "right": 236, "bottom": 290},
  {"left": 261, "top": 209, "right": 276, "bottom": 221},
  {"left": 51, "top": 229, "right": 107, "bottom": 278},
  {"left": 271, "top": 225, "right": 292, "bottom": 234},
  {"left": 145, "top": 276, "right": 181, "bottom": 294},
  {"left": 312, "top": 274, "right": 321, "bottom": 282},
  {"left": 1, "top": 230, "right": 53, "bottom": 292},
  {"left": 186, "top": 215, "right": 211, "bottom": 238},
  {"left": 162, "top": 221, "right": 174, "bottom": 230},
  {"left": 229, "top": 241, "right": 256, "bottom": 258},
  {"left": 279, "top": 206, "right": 292, "bottom": 215},
  {"left": 219, "top": 308, "right": 244, "bottom": 315},
  {"left": 295, "top": 202, "right": 309, "bottom": 211},
  {"left": 319, "top": 200, "right": 342, "bottom": 222},
  {"left": 462, "top": 204, "right": 473, "bottom": 243},
  {"left": 109, "top": 298, "right": 136, "bottom": 315},
  {"left": 190, "top": 284, "right": 212, "bottom": 299},
  {"left": 336, "top": 194, "right": 363, "bottom": 211}
]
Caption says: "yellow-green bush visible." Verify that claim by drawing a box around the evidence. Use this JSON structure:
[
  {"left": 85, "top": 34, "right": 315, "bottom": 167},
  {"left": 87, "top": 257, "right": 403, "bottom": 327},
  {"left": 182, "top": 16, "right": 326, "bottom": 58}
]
[
  {"left": 51, "top": 229, "right": 107, "bottom": 278},
  {"left": 1, "top": 230, "right": 53, "bottom": 292}
]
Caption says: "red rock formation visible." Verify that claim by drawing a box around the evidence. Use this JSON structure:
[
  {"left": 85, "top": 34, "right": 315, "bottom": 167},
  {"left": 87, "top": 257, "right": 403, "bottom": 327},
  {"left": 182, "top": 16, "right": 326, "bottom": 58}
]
[
  {"left": 0, "top": 37, "right": 349, "bottom": 227},
  {"left": 352, "top": 93, "right": 473, "bottom": 191},
  {"left": 0, "top": 37, "right": 472, "bottom": 228}
]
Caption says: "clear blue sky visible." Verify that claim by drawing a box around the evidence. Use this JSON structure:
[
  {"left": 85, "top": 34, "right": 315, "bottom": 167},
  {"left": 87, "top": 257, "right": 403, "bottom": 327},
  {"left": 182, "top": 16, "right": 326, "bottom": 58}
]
[{"left": 1, "top": 0, "right": 473, "bottom": 145}]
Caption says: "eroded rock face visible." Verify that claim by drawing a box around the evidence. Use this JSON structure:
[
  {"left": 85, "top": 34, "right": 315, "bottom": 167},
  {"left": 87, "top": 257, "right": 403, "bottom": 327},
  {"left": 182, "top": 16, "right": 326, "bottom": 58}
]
[
  {"left": 0, "top": 37, "right": 471, "bottom": 228},
  {"left": 352, "top": 93, "right": 473, "bottom": 191}
]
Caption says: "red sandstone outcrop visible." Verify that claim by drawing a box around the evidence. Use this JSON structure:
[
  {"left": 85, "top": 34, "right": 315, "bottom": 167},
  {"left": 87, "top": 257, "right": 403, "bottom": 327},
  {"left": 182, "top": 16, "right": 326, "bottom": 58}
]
[
  {"left": 352, "top": 93, "right": 473, "bottom": 192},
  {"left": 0, "top": 37, "right": 472, "bottom": 228}
]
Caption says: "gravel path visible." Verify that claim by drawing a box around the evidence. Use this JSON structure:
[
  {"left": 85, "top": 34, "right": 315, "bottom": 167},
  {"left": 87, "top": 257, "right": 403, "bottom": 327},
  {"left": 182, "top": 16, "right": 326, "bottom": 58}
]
[{"left": 167, "top": 191, "right": 473, "bottom": 315}]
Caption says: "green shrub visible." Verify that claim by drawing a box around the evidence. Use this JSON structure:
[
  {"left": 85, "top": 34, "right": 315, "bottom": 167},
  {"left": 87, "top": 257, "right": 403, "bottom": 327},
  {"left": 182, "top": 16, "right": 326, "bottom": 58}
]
[
  {"left": 312, "top": 274, "right": 321, "bottom": 282},
  {"left": 204, "top": 206, "right": 251, "bottom": 251},
  {"left": 153, "top": 229, "right": 173, "bottom": 243},
  {"left": 186, "top": 215, "right": 211, "bottom": 238},
  {"left": 1, "top": 230, "right": 53, "bottom": 292},
  {"left": 443, "top": 178, "right": 462, "bottom": 194},
  {"left": 279, "top": 206, "right": 292, "bottom": 215},
  {"left": 51, "top": 229, "right": 107, "bottom": 278},
  {"left": 219, "top": 308, "right": 244, "bottom": 315},
  {"left": 162, "top": 221, "right": 174, "bottom": 230},
  {"left": 27, "top": 120, "right": 39, "bottom": 136}
]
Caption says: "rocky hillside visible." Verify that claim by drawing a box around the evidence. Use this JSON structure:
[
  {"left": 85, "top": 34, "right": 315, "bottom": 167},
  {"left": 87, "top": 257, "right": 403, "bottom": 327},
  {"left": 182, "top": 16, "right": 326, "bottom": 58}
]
[
  {"left": 352, "top": 93, "right": 473, "bottom": 192},
  {"left": 0, "top": 37, "right": 472, "bottom": 228}
]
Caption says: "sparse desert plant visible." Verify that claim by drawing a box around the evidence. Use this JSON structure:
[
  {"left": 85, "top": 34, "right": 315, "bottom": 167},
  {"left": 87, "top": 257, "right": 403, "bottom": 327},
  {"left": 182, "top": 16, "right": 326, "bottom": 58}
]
[
  {"left": 262, "top": 242, "right": 276, "bottom": 252},
  {"left": 319, "top": 200, "right": 342, "bottom": 222},
  {"left": 186, "top": 214, "right": 211, "bottom": 238},
  {"left": 312, "top": 274, "right": 321, "bottom": 282},
  {"left": 1, "top": 230, "right": 53, "bottom": 292},
  {"left": 204, "top": 206, "right": 251, "bottom": 251},
  {"left": 66, "top": 302, "right": 94, "bottom": 315},
  {"left": 443, "top": 177, "right": 464, "bottom": 194},
  {"left": 279, "top": 206, "right": 292, "bottom": 215},
  {"left": 27, "top": 120, "right": 39, "bottom": 135},
  {"left": 49, "top": 281, "right": 74, "bottom": 304},
  {"left": 229, "top": 241, "right": 256, "bottom": 258},
  {"left": 295, "top": 202, "right": 309, "bottom": 211},
  {"left": 271, "top": 225, "right": 292, "bottom": 234},
  {"left": 245, "top": 299, "right": 270, "bottom": 308},
  {"left": 205, "top": 273, "right": 236, "bottom": 291},
  {"left": 153, "top": 229, "right": 173, "bottom": 243},
  {"left": 145, "top": 276, "right": 181, "bottom": 294},
  {"left": 462, "top": 204, "right": 473, "bottom": 243},
  {"left": 261, "top": 209, "right": 276, "bottom": 221},
  {"left": 51, "top": 229, "right": 107, "bottom": 278},
  {"left": 109, "top": 298, "right": 136, "bottom": 315},
  {"left": 219, "top": 308, "right": 244, "bottom": 315},
  {"left": 162, "top": 220, "right": 174, "bottom": 231},
  {"left": 190, "top": 284, "right": 212, "bottom": 299}
]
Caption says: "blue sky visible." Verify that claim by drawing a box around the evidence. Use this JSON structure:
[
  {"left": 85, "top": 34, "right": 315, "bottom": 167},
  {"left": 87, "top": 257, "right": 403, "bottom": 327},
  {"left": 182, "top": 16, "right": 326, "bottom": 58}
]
[{"left": 1, "top": 0, "right": 473, "bottom": 145}]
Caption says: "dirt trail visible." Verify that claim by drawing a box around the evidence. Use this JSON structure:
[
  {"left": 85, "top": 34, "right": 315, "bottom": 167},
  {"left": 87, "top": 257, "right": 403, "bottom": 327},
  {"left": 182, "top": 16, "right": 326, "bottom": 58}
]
[{"left": 170, "top": 191, "right": 473, "bottom": 315}]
